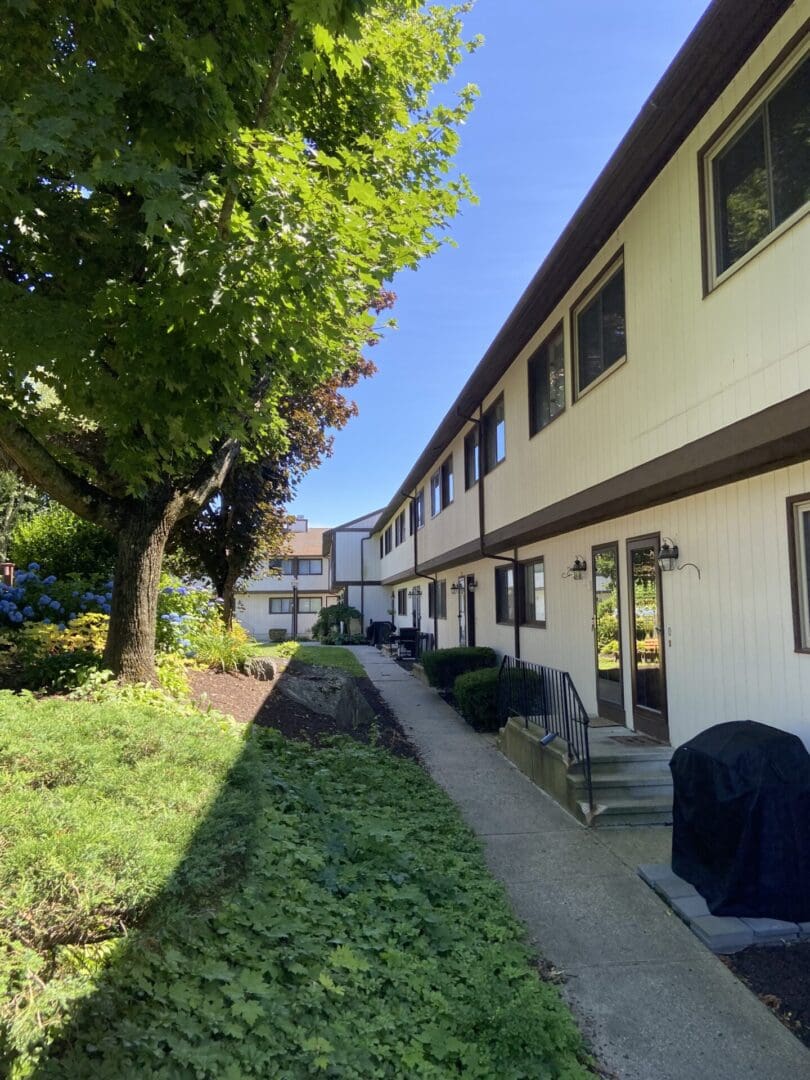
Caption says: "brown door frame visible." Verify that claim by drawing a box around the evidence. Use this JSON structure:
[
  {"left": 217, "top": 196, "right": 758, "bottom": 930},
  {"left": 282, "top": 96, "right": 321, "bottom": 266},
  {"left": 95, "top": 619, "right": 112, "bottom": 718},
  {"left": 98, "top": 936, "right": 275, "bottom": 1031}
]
[
  {"left": 591, "top": 541, "right": 626, "bottom": 725},
  {"left": 626, "top": 532, "right": 670, "bottom": 743}
]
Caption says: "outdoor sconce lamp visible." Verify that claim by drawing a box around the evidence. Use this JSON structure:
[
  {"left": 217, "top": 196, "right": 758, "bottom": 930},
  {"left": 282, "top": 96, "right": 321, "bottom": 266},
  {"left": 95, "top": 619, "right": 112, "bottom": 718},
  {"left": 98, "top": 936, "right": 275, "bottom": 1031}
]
[
  {"left": 656, "top": 537, "right": 702, "bottom": 580},
  {"left": 407, "top": 585, "right": 422, "bottom": 598},
  {"left": 563, "top": 557, "right": 587, "bottom": 581},
  {"left": 450, "top": 581, "right": 462, "bottom": 594},
  {"left": 657, "top": 539, "right": 679, "bottom": 572},
  {"left": 468, "top": 576, "right": 478, "bottom": 590}
]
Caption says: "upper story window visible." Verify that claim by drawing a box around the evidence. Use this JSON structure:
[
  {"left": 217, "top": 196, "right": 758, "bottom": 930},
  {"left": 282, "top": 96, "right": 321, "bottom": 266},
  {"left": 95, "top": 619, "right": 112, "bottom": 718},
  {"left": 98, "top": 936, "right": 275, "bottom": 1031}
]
[
  {"left": 268, "top": 558, "right": 295, "bottom": 576},
  {"left": 413, "top": 488, "right": 425, "bottom": 531},
  {"left": 708, "top": 50, "right": 809, "bottom": 282},
  {"left": 574, "top": 259, "right": 625, "bottom": 396},
  {"left": 430, "top": 457, "right": 454, "bottom": 517},
  {"left": 297, "top": 558, "right": 323, "bottom": 575},
  {"left": 528, "top": 326, "right": 565, "bottom": 436},
  {"left": 788, "top": 494, "right": 810, "bottom": 653},
  {"left": 464, "top": 427, "right": 480, "bottom": 488},
  {"left": 379, "top": 535, "right": 384, "bottom": 559},
  {"left": 384, "top": 524, "right": 393, "bottom": 555},
  {"left": 482, "top": 396, "right": 506, "bottom": 473},
  {"left": 394, "top": 510, "right": 406, "bottom": 546}
]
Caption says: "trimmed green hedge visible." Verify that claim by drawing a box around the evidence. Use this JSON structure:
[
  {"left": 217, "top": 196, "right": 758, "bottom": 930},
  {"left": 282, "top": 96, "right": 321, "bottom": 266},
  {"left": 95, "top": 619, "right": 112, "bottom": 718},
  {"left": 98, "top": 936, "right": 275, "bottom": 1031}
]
[
  {"left": 421, "top": 646, "right": 496, "bottom": 689},
  {"left": 454, "top": 667, "right": 501, "bottom": 731}
]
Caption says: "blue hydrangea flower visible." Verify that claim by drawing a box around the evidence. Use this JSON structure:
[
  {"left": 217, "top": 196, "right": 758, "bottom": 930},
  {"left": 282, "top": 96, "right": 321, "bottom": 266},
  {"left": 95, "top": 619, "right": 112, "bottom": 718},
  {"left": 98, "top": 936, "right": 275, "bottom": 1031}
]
[
  {"left": 38, "top": 594, "right": 52, "bottom": 606},
  {"left": 42, "top": 575, "right": 57, "bottom": 585},
  {"left": 57, "top": 622, "right": 66, "bottom": 631},
  {"left": 27, "top": 562, "right": 40, "bottom": 572},
  {"left": 177, "top": 586, "right": 188, "bottom": 596},
  {"left": 69, "top": 612, "right": 77, "bottom": 621},
  {"left": 22, "top": 606, "right": 35, "bottom": 618},
  {"left": 101, "top": 604, "right": 111, "bottom": 614},
  {"left": 15, "top": 571, "right": 28, "bottom": 584},
  {"left": 10, "top": 611, "right": 23, "bottom": 624}
]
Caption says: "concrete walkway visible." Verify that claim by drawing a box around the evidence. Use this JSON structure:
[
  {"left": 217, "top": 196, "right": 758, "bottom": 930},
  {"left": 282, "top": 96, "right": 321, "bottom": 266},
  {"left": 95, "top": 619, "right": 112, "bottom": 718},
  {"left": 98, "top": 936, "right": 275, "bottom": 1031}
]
[{"left": 351, "top": 646, "right": 809, "bottom": 1080}]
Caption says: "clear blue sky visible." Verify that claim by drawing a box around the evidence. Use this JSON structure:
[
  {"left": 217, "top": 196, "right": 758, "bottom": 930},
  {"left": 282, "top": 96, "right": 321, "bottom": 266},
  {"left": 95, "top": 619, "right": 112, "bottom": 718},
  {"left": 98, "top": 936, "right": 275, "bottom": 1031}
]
[{"left": 291, "top": 0, "right": 709, "bottom": 527}]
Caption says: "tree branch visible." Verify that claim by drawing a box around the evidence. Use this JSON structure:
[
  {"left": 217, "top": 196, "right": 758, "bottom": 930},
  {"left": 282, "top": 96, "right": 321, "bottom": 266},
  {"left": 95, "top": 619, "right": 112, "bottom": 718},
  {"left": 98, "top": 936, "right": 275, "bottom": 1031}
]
[
  {"left": 217, "top": 15, "right": 299, "bottom": 239},
  {"left": 0, "top": 405, "right": 120, "bottom": 532},
  {"left": 180, "top": 438, "right": 241, "bottom": 517}
]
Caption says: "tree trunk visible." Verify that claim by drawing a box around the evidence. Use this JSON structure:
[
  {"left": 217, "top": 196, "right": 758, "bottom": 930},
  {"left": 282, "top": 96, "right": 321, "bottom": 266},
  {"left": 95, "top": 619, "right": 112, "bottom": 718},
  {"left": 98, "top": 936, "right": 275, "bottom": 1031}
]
[
  {"left": 222, "top": 565, "right": 239, "bottom": 631},
  {"left": 102, "top": 496, "right": 180, "bottom": 682}
]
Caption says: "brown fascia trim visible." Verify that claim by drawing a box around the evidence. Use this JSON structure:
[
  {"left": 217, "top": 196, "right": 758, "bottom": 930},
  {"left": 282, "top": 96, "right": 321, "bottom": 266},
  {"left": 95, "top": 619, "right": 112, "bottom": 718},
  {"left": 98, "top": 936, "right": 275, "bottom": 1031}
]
[
  {"left": 380, "top": 391, "right": 810, "bottom": 579},
  {"left": 375, "top": 0, "right": 793, "bottom": 529},
  {"left": 336, "top": 579, "right": 382, "bottom": 587}
]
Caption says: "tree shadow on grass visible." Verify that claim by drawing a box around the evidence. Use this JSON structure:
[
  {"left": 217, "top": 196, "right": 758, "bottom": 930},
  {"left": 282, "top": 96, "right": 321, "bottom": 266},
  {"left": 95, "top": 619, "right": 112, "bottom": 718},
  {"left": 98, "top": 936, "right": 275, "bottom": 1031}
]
[{"left": 16, "top": 664, "right": 589, "bottom": 1079}]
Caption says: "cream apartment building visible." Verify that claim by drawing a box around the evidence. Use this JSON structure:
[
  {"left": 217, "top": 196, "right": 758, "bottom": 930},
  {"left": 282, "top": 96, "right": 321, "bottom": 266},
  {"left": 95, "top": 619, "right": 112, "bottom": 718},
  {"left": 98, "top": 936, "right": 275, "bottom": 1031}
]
[
  {"left": 369, "top": 0, "right": 810, "bottom": 751},
  {"left": 236, "top": 517, "right": 341, "bottom": 640}
]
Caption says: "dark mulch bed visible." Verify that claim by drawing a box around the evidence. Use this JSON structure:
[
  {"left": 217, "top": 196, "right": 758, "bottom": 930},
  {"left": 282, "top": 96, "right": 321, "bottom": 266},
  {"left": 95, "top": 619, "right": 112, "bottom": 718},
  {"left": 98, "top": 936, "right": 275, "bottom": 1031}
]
[
  {"left": 723, "top": 941, "right": 810, "bottom": 1049},
  {"left": 190, "top": 662, "right": 419, "bottom": 761}
]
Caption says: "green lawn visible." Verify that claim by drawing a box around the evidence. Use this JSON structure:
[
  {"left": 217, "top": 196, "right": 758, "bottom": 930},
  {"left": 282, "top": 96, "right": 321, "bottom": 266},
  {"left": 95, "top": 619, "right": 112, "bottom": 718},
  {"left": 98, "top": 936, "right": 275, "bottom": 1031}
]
[
  {"left": 0, "top": 693, "right": 590, "bottom": 1079},
  {"left": 252, "top": 640, "right": 365, "bottom": 676}
]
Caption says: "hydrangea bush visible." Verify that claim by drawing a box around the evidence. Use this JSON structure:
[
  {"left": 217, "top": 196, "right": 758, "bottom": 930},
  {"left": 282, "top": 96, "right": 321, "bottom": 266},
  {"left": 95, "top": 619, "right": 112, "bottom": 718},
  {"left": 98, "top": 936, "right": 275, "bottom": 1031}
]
[
  {"left": 0, "top": 568, "right": 252, "bottom": 691},
  {"left": 0, "top": 564, "right": 111, "bottom": 629},
  {"left": 156, "top": 579, "right": 224, "bottom": 655}
]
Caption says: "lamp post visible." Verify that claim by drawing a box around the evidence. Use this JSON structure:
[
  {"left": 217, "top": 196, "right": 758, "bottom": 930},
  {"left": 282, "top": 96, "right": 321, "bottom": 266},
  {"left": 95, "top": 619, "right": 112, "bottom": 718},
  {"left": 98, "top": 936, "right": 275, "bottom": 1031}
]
[{"left": 291, "top": 575, "right": 299, "bottom": 640}]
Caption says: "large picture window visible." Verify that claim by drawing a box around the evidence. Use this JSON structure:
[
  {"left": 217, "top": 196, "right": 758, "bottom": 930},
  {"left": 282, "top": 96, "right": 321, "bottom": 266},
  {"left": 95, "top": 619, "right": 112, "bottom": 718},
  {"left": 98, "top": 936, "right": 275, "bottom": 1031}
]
[
  {"left": 528, "top": 328, "right": 565, "bottom": 435},
  {"left": 788, "top": 495, "right": 810, "bottom": 652},
  {"left": 709, "top": 52, "right": 809, "bottom": 279},
  {"left": 574, "top": 261, "right": 625, "bottom": 395}
]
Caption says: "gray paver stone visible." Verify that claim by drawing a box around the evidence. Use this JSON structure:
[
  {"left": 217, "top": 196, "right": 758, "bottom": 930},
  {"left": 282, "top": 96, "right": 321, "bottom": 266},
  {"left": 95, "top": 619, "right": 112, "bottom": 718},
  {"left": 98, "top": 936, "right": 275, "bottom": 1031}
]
[
  {"left": 652, "top": 873, "right": 698, "bottom": 900},
  {"left": 670, "top": 893, "right": 711, "bottom": 921},
  {"left": 637, "top": 863, "right": 672, "bottom": 886},
  {"left": 690, "top": 916, "right": 755, "bottom": 953},
  {"left": 740, "top": 917, "right": 800, "bottom": 941}
]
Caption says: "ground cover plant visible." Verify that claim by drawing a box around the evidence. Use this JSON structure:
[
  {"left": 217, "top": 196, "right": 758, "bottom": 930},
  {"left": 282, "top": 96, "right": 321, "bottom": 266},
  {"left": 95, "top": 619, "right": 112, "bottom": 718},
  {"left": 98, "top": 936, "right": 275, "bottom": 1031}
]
[
  {"left": 254, "top": 640, "right": 365, "bottom": 677},
  {"left": 0, "top": 692, "right": 590, "bottom": 1079}
]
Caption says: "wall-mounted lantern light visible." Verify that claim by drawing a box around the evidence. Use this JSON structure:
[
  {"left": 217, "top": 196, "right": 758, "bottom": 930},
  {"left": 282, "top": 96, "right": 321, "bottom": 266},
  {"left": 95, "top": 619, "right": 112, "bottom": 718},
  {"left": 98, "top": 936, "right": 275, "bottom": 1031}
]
[
  {"left": 656, "top": 537, "right": 701, "bottom": 580},
  {"left": 657, "top": 538, "right": 679, "bottom": 572},
  {"left": 407, "top": 585, "right": 422, "bottom": 598},
  {"left": 467, "top": 576, "right": 478, "bottom": 590},
  {"left": 563, "top": 556, "right": 587, "bottom": 581}
]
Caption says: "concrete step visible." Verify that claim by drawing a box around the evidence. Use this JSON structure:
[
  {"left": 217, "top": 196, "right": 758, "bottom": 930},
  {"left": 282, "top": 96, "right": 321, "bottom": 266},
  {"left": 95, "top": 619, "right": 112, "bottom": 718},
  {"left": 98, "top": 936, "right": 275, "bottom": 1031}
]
[
  {"left": 579, "top": 794, "right": 674, "bottom": 828},
  {"left": 568, "top": 773, "right": 674, "bottom": 803}
]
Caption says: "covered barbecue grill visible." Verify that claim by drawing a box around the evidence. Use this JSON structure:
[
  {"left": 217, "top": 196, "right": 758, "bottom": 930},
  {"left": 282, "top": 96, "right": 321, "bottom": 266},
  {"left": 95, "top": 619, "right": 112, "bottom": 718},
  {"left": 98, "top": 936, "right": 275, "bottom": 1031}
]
[{"left": 670, "top": 720, "right": 810, "bottom": 922}]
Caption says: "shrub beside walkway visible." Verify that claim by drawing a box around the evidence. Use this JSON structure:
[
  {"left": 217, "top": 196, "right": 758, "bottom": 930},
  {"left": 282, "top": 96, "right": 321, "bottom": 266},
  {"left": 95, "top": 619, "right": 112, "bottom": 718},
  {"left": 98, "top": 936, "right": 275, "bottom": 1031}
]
[{"left": 350, "top": 646, "right": 810, "bottom": 1080}]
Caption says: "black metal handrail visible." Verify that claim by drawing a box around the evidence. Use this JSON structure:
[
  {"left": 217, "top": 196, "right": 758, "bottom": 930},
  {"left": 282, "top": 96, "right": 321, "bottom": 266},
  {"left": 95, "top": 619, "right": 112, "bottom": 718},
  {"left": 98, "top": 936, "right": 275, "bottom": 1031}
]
[{"left": 498, "top": 655, "right": 593, "bottom": 811}]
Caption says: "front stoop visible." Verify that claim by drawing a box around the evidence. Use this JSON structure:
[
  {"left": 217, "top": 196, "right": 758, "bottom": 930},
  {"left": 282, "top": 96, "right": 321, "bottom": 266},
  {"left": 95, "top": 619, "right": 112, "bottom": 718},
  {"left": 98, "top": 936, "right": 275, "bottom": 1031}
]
[{"left": 498, "top": 717, "right": 674, "bottom": 827}]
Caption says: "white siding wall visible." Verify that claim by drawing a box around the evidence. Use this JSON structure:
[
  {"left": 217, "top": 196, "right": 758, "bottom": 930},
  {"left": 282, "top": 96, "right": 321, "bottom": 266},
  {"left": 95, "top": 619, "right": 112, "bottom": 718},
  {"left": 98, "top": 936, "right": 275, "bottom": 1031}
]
[
  {"left": 424, "top": 463, "right": 810, "bottom": 750},
  {"left": 374, "top": 5, "right": 809, "bottom": 565}
]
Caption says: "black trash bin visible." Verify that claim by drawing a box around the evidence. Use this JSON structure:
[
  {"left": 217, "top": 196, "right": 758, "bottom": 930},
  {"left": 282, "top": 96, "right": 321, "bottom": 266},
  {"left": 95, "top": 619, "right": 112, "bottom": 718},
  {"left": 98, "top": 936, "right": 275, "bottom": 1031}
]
[{"left": 670, "top": 720, "right": 810, "bottom": 921}]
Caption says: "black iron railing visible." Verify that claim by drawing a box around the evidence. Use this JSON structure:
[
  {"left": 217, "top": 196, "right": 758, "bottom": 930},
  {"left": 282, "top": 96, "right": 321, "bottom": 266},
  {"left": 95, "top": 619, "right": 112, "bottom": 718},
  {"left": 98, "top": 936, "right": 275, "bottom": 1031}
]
[{"left": 498, "top": 655, "right": 593, "bottom": 811}]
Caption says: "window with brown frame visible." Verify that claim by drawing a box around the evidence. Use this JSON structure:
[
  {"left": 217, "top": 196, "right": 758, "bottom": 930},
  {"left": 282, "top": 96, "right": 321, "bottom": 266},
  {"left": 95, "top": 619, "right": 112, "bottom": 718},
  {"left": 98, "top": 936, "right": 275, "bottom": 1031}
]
[
  {"left": 482, "top": 396, "right": 506, "bottom": 472},
  {"left": 574, "top": 260, "right": 625, "bottom": 396},
  {"left": 397, "top": 588, "right": 407, "bottom": 616},
  {"left": 788, "top": 494, "right": 810, "bottom": 652},
  {"left": 427, "top": 579, "right": 447, "bottom": 619},
  {"left": 528, "top": 327, "right": 565, "bottom": 435},
  {"left": 707, "top": 51, "right": 809, "bottom": 280},
  {"left": 521, "top": 557, "right": 546, "bottom": 626},
  {"left": 395, "top": 510, "right": 406, "bottom": 546},
  {"left": 464, "top": 427, "right": 480, "bottom": 488},
  {"left": 494, "top": 565, "right": 515, "bottom": 624}
]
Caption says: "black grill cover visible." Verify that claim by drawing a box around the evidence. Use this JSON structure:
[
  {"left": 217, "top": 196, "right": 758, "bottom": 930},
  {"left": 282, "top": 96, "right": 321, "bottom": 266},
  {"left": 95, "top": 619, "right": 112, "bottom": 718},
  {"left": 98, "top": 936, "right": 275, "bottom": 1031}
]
[{"left": 670, "top": 721, "right": 810, "bottom": 921}]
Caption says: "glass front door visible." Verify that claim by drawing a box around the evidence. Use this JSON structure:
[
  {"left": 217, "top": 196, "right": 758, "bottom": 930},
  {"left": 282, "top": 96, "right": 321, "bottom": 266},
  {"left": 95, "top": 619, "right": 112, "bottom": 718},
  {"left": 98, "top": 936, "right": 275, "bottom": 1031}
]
[
  {"left": 592, "top": 543, "right": 625, "bottom": 723},
  {"left": 627, "top": 536, "right": 669, "bottom": 742}
]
